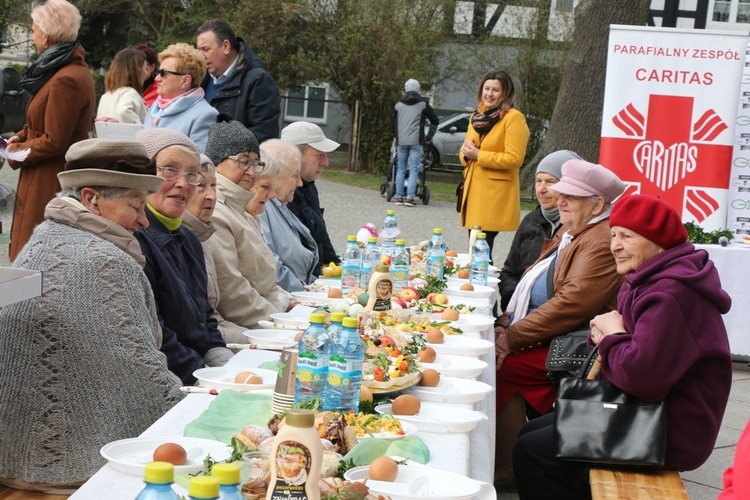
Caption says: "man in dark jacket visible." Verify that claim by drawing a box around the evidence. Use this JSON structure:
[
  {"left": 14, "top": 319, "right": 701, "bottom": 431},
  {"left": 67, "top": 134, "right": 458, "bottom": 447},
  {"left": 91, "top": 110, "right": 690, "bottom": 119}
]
[
  {"left": 197, "top": 19, "right": 281, "bottom": 142},
  {"left": 498, "top": 150, "right": 582, "bottom": 312},
  {"left": 281, "top": 121, "right": 341, "bottom": 275},
  {"left": 391, "top": 78, "right": 439, "bottom": 207}
]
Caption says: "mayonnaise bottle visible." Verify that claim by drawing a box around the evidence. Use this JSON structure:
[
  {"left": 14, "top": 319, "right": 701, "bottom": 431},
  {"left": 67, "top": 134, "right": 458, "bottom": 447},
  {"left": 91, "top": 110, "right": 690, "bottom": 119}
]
[
  {"left": 365, "top": 265, "right": 392, "bottom": 312},
  {"left": 266, "top": 409, "right": 322, "bottom": 500}
]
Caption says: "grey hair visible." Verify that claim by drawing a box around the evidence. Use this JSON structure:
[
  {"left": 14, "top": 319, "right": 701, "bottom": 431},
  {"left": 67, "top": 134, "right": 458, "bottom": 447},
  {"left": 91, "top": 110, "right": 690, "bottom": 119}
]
[
  {"left": 58, "top": 186, "right": 139, "bottom": 201},
  {"left": 157, "top": 144, "right": 201, "bottom": 167},
  {"left": 261, "top": 139, "right": 301, "bottom": 175},
  {"left": 258, "top": 150, "right": 281, "bottom": 179}
]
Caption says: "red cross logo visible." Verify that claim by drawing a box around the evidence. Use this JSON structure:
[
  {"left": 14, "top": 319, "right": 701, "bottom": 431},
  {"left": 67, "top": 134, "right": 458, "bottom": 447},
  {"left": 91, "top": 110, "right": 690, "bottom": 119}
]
[{"left": 600, "top": 94, "right": 732, "bottom": 222}]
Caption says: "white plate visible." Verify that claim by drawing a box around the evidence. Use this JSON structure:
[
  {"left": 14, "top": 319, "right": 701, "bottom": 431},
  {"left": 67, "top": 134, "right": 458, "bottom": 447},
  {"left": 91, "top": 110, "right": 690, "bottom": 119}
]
[
  {"left": 243, "top": 329, "right": 301, "bottom": 350},
  {"left": 291, "top": 291, "right": 349, "bottom": 307},
  {"left": 356, "top": 421, "right": 418, "bottom": 440},
  {"left": 100, "top": 437, "right": 230, "bottom": 476},
  {"left": 420, "top": 355, "right": 488, "bottom": 379},
  {"left": 404, "top": 376, "right": 493, "bottom": 404},
  {"left": 446, "top": 275, "right": 500, "bottom": 287},
  {"left": 270, "top": 312, "right": 311, "bottom": 329},
  {"left": 375, "top": 402, "right": 486, "bottom": 433},
  {"left": 444, "top": 283, "right": 496, "bottom": 299},
  {"left": 449, "top": 314, "right": 495, "bottom": 334},
  {"left": 425, "top": 335, "right": 493, "bottom": 357},
  {"left": 193, "top": 367, "right": 278, "bottom": 392},
  {"left": 345, "top": 461, "right": 482, "bottom": 500}
]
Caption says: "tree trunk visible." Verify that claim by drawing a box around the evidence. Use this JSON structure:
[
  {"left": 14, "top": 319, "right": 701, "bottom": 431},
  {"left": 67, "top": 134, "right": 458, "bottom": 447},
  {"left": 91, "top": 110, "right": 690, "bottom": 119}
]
[{"left": 521, "top": 0, "right": 650, "bottom": 185}]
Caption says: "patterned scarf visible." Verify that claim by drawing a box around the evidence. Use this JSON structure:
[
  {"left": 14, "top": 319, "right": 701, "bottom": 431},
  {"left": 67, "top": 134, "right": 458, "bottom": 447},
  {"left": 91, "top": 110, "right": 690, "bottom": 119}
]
[
  {"left": 20, "top": 42, "right": 80, "bottom": 95},
  {"left": 470, "top": 103, "right": 506, "bottom": 134}
]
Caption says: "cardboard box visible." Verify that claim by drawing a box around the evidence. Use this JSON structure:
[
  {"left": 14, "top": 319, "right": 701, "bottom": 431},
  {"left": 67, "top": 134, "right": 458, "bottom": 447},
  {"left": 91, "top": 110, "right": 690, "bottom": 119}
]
[{"left": 0, "top": 267, "right": 42, "bottom": 307}]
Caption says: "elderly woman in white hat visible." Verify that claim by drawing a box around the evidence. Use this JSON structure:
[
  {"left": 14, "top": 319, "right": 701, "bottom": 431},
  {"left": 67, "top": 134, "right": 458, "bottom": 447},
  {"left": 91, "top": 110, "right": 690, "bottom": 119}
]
[
  {"left": 493, "top": 159, "right": 626, "bottom": 489},
  {"left": 204, "top": 119, "right": 294, "bottom": 333},
  {"left": 134, "top": 127, "right": 233, "bottom": 385},
  {"left": 0, "top": 139, "right": 183, "bottom": 493}
]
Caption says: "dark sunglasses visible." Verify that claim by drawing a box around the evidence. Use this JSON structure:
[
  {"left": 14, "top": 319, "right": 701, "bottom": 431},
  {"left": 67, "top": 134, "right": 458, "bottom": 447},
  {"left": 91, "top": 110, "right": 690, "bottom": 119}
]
[{"left": 156, "top": 69, "right": 185, "bottom": 78}]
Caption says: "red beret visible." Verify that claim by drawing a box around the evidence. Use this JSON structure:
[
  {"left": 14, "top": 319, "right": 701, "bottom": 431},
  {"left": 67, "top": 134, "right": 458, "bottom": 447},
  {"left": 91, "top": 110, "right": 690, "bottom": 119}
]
[{"left": 609, "top": 195, "right": 688, "bottom": 250}]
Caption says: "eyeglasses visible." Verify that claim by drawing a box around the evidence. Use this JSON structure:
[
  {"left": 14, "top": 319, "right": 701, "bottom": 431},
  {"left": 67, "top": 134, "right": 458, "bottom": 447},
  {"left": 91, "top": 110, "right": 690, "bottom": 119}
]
[
  {"left": 155, "top": 68, "right": 185, "bottom": 78},
  {"left": 156, "top": 165, "right": 204, "bottom": 185},
  {"left": 228, "top": 155, "right": 266, "bottom": 173}
]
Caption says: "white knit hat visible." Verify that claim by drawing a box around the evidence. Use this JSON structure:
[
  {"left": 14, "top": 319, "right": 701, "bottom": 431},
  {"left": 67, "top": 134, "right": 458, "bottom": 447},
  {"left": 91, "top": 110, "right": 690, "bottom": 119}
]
[{"left": 405, "top": 79, "right": 420, "bottom": 92}]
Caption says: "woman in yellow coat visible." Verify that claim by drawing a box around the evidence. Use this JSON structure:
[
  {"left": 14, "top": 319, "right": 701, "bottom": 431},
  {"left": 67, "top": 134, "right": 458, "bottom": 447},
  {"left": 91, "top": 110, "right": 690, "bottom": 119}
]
[{"left": 459, "top": 70, "right": 529, "bottom": 258}]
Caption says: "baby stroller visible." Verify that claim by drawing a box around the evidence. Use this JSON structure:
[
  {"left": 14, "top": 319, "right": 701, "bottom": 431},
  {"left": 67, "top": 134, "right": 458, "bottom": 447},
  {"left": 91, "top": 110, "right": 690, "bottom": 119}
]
[{"left": 379, "top": 142, "right": 431, "bottom": 205}]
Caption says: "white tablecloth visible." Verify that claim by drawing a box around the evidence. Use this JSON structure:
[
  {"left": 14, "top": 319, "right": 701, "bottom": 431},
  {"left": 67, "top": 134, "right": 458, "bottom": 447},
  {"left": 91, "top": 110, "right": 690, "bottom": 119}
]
[
  {"left": 72, "top": 329, "right": 497, "bottom": 499},
  {"left": 696, "top": 243, "right": 750, "bottom": 356}
]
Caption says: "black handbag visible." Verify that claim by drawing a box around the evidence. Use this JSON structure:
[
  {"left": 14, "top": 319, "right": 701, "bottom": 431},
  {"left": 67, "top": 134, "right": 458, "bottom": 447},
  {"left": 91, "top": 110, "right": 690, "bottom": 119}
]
[
  {"left": 455, "top": 180, "right": 464, "bottom": 213},
  {"left": 543, "top": 254, "right": 594, "bottom": 384},
  {"left": 554, "top": 347, "right": 667, "bottom": 467}
]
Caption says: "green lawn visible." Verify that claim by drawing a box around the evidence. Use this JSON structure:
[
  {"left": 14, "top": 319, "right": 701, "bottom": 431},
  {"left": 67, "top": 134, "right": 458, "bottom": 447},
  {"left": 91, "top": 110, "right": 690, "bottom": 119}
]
[{"left": 320, "top": 168, "right": 536, "bottom": 210}]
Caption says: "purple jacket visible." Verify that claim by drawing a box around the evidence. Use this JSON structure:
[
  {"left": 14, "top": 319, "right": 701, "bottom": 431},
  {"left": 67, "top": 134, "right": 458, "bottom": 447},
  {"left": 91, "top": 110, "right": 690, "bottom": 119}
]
[{"left": 598, "top": 241, "right": 732, "bottom": 471}]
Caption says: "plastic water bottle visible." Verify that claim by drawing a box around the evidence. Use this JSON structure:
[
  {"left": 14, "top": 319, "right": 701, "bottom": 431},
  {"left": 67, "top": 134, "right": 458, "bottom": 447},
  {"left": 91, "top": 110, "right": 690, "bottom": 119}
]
[
  {"left": 470, "top": 232, "right": 490, "bottom": 286},
  {"left": 136, "top": 462, "right": 180, "bottom": 499},
  {"left": 359, "top": 236, "right": 380, "bottom": 288},
  {"left": 381, "top": 210, "right": 398, "bottom": 257},
  {"left": 391, "top": 239, "right": 409, "bottom": 293},
  {"left": 328, "top": 311, "right": 345, "bottom": 343},
  {"left": 211, "top": 463, "right": 243, "bottom": 500},
  {"left": 325, "top": 317, "right": 365, "bottom": 412},
  {"left": 425, "top": 228, "right": 446, "bottom": 279},
  {"left": 341, "top": 235, "right": 361, "bottom": 294},
  {"left": 189, "top": 476, "right": 219, "bottom": 500},
  {"left": 294, "top": 313, "right": 330, "bottom": 406}
]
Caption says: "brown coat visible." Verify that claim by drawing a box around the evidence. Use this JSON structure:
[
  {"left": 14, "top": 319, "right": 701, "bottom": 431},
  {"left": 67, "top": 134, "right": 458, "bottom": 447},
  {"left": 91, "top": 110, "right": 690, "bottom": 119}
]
[
  {"left": 7, "top": 45, "right": 95, "bottom": 261},
  {"left": 505, "top": 219, "right": 624, "bottom": 353}
]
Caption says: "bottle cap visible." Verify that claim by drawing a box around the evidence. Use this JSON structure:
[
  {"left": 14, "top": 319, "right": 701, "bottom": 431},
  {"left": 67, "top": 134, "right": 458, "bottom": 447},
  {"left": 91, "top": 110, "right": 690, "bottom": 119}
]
[
  {"left": 342, "top": 317, "right": 359, "bottom": 328},
  {"left": 188, "top": 476, "right": 219, "bottom": 498},
  {"left": 347, "top": 235, "right": 356, "bottom": 241},
  {"left": 478, "top": 232, "right": 486, "bottom": 239},
  {"left": 387, "top": 209, "right": 395, "bottom": 215},
  {"left": 330, "top": 312, "right": 346, "bottom": 322},
  {"left": 433, "top": 228, "right": 442, "bottom": 234},
  {"left": 396, "top": 239, "right": 405, "bottom": 245},
  {"left": 143, "top": 461, "right": 174, "bottom": 484},
  {"left": 309, "top": 313, "right": 327, "bottom": 324},
  {"left": 368, "top": 236, "right": 378, "bottom": 243},
  {"left": 211, "top": 463, "right": 240, "bottom": 485},
  {"left": 286, "top": 408, "right": 315, "bottom": 427},
  {"left": 375, "top": 265, "right": 390, "bottom": 273}
]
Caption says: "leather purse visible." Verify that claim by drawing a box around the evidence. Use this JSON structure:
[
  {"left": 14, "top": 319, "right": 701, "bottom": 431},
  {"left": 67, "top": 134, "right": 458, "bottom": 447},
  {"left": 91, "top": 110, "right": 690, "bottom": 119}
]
[
  {"left": 554, "top": 347, "right": 667, "bottom": 467},
  {"left": 455, "top": 180, "right": 464, "bottom": 213}
]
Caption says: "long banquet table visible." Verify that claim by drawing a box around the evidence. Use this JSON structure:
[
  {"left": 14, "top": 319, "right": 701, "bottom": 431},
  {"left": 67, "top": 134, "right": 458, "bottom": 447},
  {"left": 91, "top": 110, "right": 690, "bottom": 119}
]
[
  {"left": 695, "top": 243, "right": 750, "bottom": 356},
  {"left": 71, "top": 319, "right": 497, "bottom": 499}
]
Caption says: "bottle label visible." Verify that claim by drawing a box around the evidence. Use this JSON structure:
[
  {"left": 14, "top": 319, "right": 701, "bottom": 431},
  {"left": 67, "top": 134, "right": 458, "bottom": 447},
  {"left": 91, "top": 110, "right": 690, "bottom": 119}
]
[
  {"left": 327, "top": 357, "right": 363, "bottom": 388},
  {"left": 372, "top": 278, "right": 392, "bottom": 311},
  {"left": 391, "top": 265, "right": 408, "bottom": 282},
  {"left": 296, "top": 353, "right": 328, "bottom": 385},
  {"left": 427, "top": 255, "right": 445, "bottom": 279},
  {"left": 271, "top": 440, "right": 312, "bottom": 498}
]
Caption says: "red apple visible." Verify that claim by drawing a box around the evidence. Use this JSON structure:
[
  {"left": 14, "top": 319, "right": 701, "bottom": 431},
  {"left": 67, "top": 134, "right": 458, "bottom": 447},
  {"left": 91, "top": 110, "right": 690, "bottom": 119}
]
[
  {"left": 434, "top": 294, "right": 449, "bottom": 305},
  {"left": 391, "top": 297, "right": 407, "bottom": 309},
  {"left": 445, "top": 259, "right": 454, "bottom": 267},
  {"left": 426, "top": 293, "right": 437, "bottom": 302},
  {"left": 400, "top": 288, "right": 419, "bottom": 303}
]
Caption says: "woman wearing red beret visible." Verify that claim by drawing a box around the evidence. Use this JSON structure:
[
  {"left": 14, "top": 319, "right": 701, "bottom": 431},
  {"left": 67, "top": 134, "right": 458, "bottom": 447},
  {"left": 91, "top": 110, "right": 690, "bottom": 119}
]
[{"left": 513, "top": 194, "right": 733, "bottom": 499}]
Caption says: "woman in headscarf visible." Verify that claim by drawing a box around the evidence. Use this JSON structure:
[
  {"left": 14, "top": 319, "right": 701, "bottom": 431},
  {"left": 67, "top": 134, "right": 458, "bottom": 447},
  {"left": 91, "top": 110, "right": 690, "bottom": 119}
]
[
  {"left": 260, "top": 139, "right": 319, "bottom": 292},
  {"left": 5, "top": 0, "right": 96, "bottom": 262},
  {"left": 0, "top": 139, "right": 182, "bottom": 493}
]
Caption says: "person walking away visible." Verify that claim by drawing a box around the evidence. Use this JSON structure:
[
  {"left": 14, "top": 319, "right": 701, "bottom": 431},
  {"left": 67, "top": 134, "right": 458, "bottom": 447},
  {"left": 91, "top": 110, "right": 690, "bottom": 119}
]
[
  {"left": 197, "top": 19, "right": 281, "bottom": 143},
  {"left": 391, "top": 78, "right": 439, "bottom": 207}
]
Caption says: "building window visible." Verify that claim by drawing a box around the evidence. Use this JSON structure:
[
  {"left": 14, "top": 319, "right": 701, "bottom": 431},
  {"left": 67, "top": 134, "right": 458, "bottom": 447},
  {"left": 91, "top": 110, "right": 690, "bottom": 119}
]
[
  {"left": 709, "top": 0, "right": 750, "bottom": 26},
  {"left": 555, "top": 0, "right": 575, "bottom": 13},
  {"left": 285, "top": 84, "right": 328, "bottom": 124}
]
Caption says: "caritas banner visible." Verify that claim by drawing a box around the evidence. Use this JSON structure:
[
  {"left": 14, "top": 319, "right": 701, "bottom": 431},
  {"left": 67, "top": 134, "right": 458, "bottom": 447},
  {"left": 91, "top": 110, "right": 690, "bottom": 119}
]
[{"left": 600, "top": 25, "right": 748, "bottom": 230}]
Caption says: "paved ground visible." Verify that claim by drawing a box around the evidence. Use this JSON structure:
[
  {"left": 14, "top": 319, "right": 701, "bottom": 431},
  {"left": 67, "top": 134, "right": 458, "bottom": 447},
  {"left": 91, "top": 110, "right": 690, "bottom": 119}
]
[{"left": 1, "top": 163, "right": 747, "bottom": 497}]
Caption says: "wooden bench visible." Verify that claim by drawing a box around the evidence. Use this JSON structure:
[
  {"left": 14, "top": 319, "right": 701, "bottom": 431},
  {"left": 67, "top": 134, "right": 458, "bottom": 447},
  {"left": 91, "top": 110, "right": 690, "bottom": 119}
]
[{"left": 590, "top": 468, "right": 688, "bottom": 499}]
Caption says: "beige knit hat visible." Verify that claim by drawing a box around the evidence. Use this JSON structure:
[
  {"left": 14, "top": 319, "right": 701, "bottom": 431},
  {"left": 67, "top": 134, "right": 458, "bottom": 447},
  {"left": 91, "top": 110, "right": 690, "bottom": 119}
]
[
  {"left": 135, "top": 127, "right": 200, "bottom": 160},
  {"left": 58, "top": 139, "right": 165, "bottom": 193}
]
